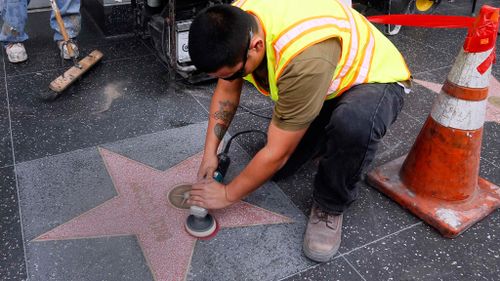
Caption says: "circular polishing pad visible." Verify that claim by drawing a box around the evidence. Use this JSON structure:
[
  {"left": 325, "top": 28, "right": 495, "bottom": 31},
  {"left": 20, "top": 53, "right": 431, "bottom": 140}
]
[{"left": 185, "top": 214, "right": 218, "bottom": 238}]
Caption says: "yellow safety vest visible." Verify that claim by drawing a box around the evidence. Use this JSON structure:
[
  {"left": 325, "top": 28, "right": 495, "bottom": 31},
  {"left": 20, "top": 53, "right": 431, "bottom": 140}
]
[{"left": 232, "top": 0, "right": 411, "bottom": 101}]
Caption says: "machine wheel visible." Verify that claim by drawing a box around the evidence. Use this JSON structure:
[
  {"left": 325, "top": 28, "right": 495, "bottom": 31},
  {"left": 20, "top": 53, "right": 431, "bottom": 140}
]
[
  {"left": 383, "top": 0, "right": 412, "bottom": 36},
  {"left": 382, "top": 0, "right": 440, "bottom": 36},
  {"left": 384, "top": 24, "right": 402, "bottom": 36},
  {"left": 409, "top": 0, "right": 440, "bottom": 14}
]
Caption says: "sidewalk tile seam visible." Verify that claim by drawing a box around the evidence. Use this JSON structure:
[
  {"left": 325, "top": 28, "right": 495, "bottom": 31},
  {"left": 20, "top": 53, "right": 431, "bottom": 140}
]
[
  {"left": 16, "top": 36, "right": 141, "bottom": 57},
  {"left": 2, "top": 48, "right": 29, "bottom": 280},
  {"left": 12, "top": 121, "right": 210, "bottom": 167},
  {"left": 0, "top": 164, "right": 14, "bottom": 169},
  {"left": 399, "top": 33, "right": 463, "bottom": 57},
  {"left": 80, "top": 35, "right": 139, "bottom": 49},
  {"left": 138, "top": 38, "right": 171, "bottom": 72},
  {"left": 188, "top": 95, "right": 268, "bottom": 119},
  {"left": 189, "top": 91, "right": 210, "bottom": 115},
  {"left": 340, "top": 222, "right": 423, "bottom": 258},
  {"left": 342, "top": 255, "right": 368, "bottom": 281},
  {"left": 401, "top": 110, "right": 423, "bottom": 125},
  {"left": 99, "top": 54, "right": 157, "bottom": 66},
  {"left": 5, "top": 54, "right": 157, "bottom": 79},
  {"left": 276, "top": 263, "right": 323, "bottom": 281},
  {"left": 183, "top": 90, "right": 263, "bottom": 130},
  {"left": 481, "top": 157, "right": 499, "bottom": 169},
  {"left": 411, "top": 64, "right": 453, "bottom": 77},
  {"left": 230, "top": 138, "right": 308, "bottom": 220},
  {"left": 240, "top": 105, "right": 274, "bottom": 115},
  {"left": 398, "top": 31, "right": 459, "bottom": 60}
]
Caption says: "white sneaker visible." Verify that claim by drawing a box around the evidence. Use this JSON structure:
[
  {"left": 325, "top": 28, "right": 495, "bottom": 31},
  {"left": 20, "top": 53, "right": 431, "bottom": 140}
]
[
  {"left": 6, "top": 43, "right": 28, "bottom": 63},
  {"left": 57, "top": 41, "right": 79, "bottom": 60}
]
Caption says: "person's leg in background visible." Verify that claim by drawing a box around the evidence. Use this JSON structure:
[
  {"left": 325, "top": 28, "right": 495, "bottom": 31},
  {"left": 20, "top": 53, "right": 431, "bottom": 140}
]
[
  {"left": 50, "top": 0, "right": 81, "bottom": 59},
  {"left": 0, "top": 0, "right": 29, "bottom": 63}
]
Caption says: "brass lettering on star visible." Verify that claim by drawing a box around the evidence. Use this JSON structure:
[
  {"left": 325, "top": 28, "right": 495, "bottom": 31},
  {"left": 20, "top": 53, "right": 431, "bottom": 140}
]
[{"left": 132, "top": 183, "right": 172, "bottom": 242}]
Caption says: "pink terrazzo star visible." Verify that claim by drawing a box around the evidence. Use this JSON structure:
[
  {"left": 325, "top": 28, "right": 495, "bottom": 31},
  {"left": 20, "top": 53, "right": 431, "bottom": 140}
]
[
  {"left": 414, "top": 75, "right": 500, "bottom": 123},
  {"left": 34, "top": 148, "right": 292, "bottom": 281}
]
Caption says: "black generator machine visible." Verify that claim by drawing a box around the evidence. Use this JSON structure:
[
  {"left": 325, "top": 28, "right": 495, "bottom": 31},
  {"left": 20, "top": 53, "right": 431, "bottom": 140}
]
[
  {"left": 132, "top": 0, "right": 233, "bottom": 83},
  {"left": 131, "top": 0, "right": 441, "bottom": 82}
]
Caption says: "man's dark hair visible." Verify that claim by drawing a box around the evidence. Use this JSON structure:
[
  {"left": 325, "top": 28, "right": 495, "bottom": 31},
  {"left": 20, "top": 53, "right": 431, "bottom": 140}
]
[{"left": 188, "top": 4, "right": 256, "bottom": 73}]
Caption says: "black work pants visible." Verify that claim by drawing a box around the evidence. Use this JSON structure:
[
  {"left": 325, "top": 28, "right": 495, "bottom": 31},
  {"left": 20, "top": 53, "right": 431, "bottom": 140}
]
[{"left": 274, "top": 83, "right": 405, "bottom": 214}]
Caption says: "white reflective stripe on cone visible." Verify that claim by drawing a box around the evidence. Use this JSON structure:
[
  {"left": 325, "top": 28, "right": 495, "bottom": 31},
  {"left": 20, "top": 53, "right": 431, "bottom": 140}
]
[
  {"left": 448, "top": 48, "right": 493, "bottom": 89},
  {"left": 431, "top": 91, "right": 487, "bottom": 130}
]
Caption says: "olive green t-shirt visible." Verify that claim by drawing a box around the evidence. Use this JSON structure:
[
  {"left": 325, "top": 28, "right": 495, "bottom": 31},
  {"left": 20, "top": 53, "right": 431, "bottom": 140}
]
[
  {"left": 272, "top": 38, "right": 342, "bottom": 131},
  {"left": 252, "top": 38, "right": 409, "bottom": 131}
]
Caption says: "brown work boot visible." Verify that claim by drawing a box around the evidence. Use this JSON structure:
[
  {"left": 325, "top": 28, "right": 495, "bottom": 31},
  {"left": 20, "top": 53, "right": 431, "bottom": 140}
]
[{"left": 303, "top": 203, "right": 343, "bottom": 262}]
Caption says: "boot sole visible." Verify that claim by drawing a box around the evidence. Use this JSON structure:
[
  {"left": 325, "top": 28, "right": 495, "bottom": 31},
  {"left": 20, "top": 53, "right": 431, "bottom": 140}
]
[
  {"left": 8, "top": 54, "right": 28, "bottom": 63},
  {"left": 302, "top": 242, "right": 340, "bottom": 263}
]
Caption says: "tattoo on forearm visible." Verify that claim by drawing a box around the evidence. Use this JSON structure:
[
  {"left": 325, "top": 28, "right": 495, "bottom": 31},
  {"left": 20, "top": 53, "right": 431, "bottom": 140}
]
[
  {"left": 213, "top": 100, "right": 237, "bottom": 123},
  {"left": 214, "top": 123, "right": 228, "bottom": 140},
  {"left": 212, "top": 100, "right": 236, "bottom": 140}
]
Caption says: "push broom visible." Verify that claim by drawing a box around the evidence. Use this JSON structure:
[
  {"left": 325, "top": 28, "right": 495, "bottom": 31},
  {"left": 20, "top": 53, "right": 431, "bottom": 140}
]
[{"left": 43, "top": 0, "right": 103, "bottom": 100}]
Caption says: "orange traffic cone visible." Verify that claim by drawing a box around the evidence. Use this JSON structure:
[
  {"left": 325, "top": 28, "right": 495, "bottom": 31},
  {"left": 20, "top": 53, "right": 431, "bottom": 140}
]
[{"left": 367, "top": 5, "right": 500, "bottom": 238}]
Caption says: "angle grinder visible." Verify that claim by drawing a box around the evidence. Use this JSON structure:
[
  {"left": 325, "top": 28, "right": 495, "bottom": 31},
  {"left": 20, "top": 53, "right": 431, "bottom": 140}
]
[{"left": 185, "top": 152, "right": 230, "bottom": 238}]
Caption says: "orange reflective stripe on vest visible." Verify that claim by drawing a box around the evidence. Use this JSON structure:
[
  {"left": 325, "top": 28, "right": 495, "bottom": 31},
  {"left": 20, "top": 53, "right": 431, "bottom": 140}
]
[
  {"left": 347, "top": 21, "right": 376, "bottom": 91},
  {"left": 235, "top": 0, "right": 411, "bottom": 101},
  {"left": 273, "top": 16, "right": 350, "bottom": 64},
  {"left": 328, "top": 1, "right": 360, "bottom": 94}
]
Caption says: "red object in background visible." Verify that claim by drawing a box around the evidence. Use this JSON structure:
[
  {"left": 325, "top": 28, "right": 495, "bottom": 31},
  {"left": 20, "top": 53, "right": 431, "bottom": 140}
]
[{"left": 367, "top": 14, "right": 475, "bottom": 28}]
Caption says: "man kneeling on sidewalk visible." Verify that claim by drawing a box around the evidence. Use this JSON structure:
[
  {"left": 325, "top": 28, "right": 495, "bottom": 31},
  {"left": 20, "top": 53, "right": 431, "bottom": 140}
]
[{"left": 187, "top": 0, "right": 411, "bottom": 262}]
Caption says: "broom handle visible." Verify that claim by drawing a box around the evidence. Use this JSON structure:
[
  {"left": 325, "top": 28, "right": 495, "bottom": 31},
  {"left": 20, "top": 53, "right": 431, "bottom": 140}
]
[{"left": 49, "top": 0, "right": 74, "bottom": 57}]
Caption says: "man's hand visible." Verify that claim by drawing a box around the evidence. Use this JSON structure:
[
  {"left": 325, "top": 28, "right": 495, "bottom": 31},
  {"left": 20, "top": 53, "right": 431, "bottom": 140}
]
[
  {"left": 188, "top": 178, "right": 235, "bottom": 209},
  {"left": 197, "top": 153, "right": 219, "bottom": 181}
]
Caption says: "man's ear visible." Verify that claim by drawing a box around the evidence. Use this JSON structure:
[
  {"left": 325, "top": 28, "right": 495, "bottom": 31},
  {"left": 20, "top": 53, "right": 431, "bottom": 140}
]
[{"left": 252, "top": 38, "right": 265, "bottom": 53}]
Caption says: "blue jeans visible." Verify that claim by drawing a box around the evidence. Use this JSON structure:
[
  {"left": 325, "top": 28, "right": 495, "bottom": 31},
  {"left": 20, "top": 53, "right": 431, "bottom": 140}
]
[
  {"left": 274, "top": 83, "right": 405, "bottom": 214},
  {"left": 0, "top": 0, "right": 81, "bottom": 44}
]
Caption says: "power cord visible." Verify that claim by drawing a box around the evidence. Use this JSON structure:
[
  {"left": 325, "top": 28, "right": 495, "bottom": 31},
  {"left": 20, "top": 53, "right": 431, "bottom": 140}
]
[
  {"left": 214, "top": 130, "right": 267, "bottom": 181},
  {"left": 222, "top": 129, "right": 267, "bottom": 154},
  {"left": 215, "top": 104, "right": 271, "bottom": 176}
]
